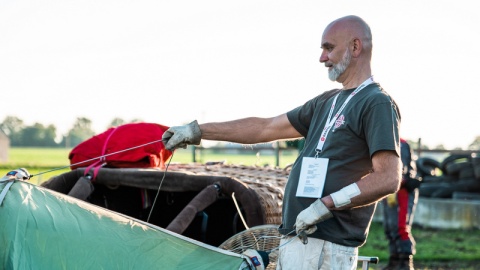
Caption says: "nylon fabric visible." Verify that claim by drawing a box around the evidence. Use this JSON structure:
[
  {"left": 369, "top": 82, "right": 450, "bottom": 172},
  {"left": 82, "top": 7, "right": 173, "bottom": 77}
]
[
  {"left": 69, "top": 122, "right": 172, "bottom": 170},
  {"left": 0, "top": 181, "right": 250, "bottom": 270},
  {"left": 397, "top": 188, "right": 410, "bottom": 241}
]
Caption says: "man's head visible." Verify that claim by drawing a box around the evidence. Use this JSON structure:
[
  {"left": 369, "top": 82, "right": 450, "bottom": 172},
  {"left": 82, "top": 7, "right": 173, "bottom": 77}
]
[{"left": 320, "top": 15, "right": 373, "bottom": 85}]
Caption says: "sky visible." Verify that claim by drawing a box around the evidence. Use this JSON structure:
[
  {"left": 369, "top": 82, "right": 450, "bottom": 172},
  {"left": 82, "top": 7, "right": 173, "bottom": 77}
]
[{"left": 0, "top": 0, "right": 479, "bottom": 150}]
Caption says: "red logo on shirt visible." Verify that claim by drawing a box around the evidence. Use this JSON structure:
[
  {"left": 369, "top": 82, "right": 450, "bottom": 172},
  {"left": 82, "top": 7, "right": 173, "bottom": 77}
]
[{"left": 334, "top": 115, "right": 345, "bottom": 129}]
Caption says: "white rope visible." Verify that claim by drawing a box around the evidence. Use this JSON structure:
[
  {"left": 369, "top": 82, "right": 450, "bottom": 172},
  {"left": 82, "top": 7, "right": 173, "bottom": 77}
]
[
  {"left": 231, "top": 192, "right": 249, "bottom": 230},
  {"left": 147, "top": 151, "right": 174, "bottom": 223},
  {"left": 0, "top": 181, "right": 14, "bottom": 206}
]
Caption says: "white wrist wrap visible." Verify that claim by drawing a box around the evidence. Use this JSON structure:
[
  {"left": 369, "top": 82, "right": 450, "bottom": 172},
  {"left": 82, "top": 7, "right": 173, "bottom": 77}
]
[{"left": 331, "top": 183, "right": 361, "bottom": 208}]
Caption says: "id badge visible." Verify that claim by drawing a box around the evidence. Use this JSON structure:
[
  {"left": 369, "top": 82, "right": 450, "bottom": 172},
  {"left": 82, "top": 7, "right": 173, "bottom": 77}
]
[{"left": 296, "top": 157, "right": 329, "bottom": 198}]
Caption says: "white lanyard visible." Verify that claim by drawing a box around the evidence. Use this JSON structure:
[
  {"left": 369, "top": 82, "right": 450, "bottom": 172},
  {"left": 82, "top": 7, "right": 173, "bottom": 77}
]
[{"left": 315, "top": 77, "right": 374, "bottom": 154}]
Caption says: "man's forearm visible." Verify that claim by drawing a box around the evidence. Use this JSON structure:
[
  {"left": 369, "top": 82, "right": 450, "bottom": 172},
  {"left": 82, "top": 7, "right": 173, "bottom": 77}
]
[
  {"left": 199, "top": 114, "right": 302, "bottom": 144},
  {"left": 322, "top": 151, "right": 401, "bottom": 211},
  {"left": 200, "top": 118, "right": 271, "bottom": 144}
]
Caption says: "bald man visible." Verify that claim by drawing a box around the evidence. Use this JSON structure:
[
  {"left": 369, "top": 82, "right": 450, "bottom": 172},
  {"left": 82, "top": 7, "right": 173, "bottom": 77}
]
[{"left": 162, "top": 15, "right": 402, "bottom": 270}]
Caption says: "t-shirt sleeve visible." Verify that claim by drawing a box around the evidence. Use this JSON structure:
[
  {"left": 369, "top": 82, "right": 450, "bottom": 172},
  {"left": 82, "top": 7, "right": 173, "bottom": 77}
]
[
  {"left": 364, "top": 94, "right": 401, "bottom": 157},
  {"left": 286, "top": 105, "right": 311, "bottom": 137},
  {"left": 286, "top": 89, "right": 341, "bottom": 137}
]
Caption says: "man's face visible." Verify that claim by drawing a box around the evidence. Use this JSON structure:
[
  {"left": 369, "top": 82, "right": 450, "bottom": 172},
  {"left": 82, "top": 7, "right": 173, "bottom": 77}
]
[
  {"left": 328, "top": 48, "right": 351, "bottom": 81},
  {"left": 320, "top": 23, "right": 352, "bottom": 82}
]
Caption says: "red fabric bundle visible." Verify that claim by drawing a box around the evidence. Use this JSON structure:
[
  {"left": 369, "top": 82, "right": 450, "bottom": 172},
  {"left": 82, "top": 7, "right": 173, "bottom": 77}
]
[{"left": 69, "top": 122, "right": 172, "bottom": 170}]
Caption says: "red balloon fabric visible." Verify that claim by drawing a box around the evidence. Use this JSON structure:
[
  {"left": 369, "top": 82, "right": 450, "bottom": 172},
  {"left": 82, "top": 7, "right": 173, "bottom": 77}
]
[{"left": 69, "top": 122, "right": 172, "bottom": 170}]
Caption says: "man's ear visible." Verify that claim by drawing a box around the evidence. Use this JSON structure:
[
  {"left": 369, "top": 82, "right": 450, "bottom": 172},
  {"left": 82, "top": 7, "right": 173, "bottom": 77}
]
[{"left": 352, "top": 38, "right": 362, "bottom": 57}]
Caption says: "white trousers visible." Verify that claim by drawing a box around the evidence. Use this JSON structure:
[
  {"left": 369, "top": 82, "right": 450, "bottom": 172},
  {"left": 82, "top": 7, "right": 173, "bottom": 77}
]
[{"left": 276, "top": 237, "right": 358, "bottom": 270}]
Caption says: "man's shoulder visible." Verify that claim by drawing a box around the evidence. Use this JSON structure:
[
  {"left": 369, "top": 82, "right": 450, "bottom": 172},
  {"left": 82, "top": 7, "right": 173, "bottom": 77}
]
[
  {"left": 366, "top": 82, "right": 385, "bottom": 94},
  {"left": 315, "top": 88, "right": 342, "bottom": 101},
  {"left": 363, "top": 83, "right": 394, "bottom": 101}
]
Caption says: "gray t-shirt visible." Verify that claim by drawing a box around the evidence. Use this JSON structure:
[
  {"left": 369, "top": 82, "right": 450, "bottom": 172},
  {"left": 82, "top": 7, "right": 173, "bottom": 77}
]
[{"left": 280, "top": 83, "right": 400, "bottom": 247}]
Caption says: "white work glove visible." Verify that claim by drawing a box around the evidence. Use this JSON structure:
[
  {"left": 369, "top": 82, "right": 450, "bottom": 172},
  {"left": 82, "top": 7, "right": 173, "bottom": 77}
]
[
  {"left": 294, "top": 199, "right": 333, "bottom": 235},
  {"left": 162, "top": 120, "right": 202, "bottom": 151}
]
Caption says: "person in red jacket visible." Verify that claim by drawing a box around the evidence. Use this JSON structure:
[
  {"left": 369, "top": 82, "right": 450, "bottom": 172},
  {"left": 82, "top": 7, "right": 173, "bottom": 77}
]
[{"left": 382, "top": 139, "right": 421, "bottom": 270}]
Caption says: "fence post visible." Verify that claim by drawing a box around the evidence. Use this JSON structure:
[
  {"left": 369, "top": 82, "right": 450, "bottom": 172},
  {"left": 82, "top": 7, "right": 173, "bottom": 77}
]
[
  {"left": 275, "top": 142, "right": 280, "bottom": 167},
  {"left": 417, "top": 138, "right": 422, "bottom": 157},
  {"left": 192, "top": 146, "right": 197, "bottom": 163}
]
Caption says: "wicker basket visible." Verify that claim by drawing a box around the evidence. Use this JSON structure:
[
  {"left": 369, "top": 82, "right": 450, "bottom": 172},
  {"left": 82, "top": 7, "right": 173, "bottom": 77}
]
[{"left": 167, "top": 163, "right": 289, "bottom": 225}]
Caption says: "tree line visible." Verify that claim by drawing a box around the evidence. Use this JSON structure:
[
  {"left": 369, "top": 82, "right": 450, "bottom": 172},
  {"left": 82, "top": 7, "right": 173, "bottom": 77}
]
[
  {"left": 1, "top": 115, "right": 479, "bottom": 150},
  {"left": 0, "top": 116, "right": 142, "bottom": 148}
]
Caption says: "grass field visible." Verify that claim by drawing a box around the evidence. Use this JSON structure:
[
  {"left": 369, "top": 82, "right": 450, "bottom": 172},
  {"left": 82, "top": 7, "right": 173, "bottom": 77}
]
[
  {"left": 0, "top": 147, "right": 298, "bottom": 184},
  {"left": 2, "top": 147, "right": 480, "bottom": 269},
  {"left": 359, "top": 222, "right": 480, "bottom": 269},
  {"left": 1, "top": 147, "right": 74, "bottom": 184}
]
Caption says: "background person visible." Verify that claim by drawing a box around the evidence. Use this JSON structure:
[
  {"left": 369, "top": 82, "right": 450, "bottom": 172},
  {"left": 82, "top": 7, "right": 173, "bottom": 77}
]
[
  {"left": 382, "top": 139, "right": 420, "bottom": 270},
  {"left": 162, "top": 15, "right": 402, "bottom": 270}
]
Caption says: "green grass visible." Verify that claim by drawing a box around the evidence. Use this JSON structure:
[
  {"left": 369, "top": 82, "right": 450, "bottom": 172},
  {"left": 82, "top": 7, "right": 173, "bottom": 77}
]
[
  {"left": 359, "top": 222, "right": 480, "bottom": 269},
  {"left": 2, "top": 147, "right": 298, "bottom": 167},
  {"left": 360, "top": 222, "right": 480, "bottom": 260},
  {"left": 2, "top": 147, "right": 72, "bottom": 167},
  {"left": 0, "top": 147, "right": 73, "bottom": 184},
  {"left": 181, "top": 147, "right": 298, "bottom": 168},
  {"left": 1, "top": 147, "right": 298, "bottom": 184}
]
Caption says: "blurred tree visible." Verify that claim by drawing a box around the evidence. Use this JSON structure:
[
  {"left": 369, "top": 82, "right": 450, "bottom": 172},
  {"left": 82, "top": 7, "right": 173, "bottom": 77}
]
[
  {"left": 406, "top": 139, "right": 431, "bottom": 150},
  {"left": 61, "top": 117, "right": 96, "bottom": 148},
  {"left": 108, "top": 118, "right": 126, "bottom": 128},
  {"left": 130, "top": 118, "right": 144, "bottom": 123},
  {"left": 468, "top": 136, "right": 480, "bottom": 150},
  {"left": 0, "top": 116, "right": 25, "bottom": 146},
  {"left": 107, "top": 118, "right": 145, "bottom": 129},
  {"left": 434, "top": 144, "right": 446, "bottom": 150},
  {"left": 19, "top": 123, "right": 58, "bottom": 147}
]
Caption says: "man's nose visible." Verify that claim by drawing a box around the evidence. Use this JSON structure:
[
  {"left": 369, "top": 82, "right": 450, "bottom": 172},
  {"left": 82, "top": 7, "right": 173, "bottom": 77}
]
[{"left": 319, "top": 52, "right": 328, "bottom": 63}]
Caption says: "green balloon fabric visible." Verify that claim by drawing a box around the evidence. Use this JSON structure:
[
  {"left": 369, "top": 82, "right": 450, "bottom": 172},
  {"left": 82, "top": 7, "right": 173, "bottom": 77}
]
[{"left": 0, "top": 181, "right": 251, "bottom": 270}]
